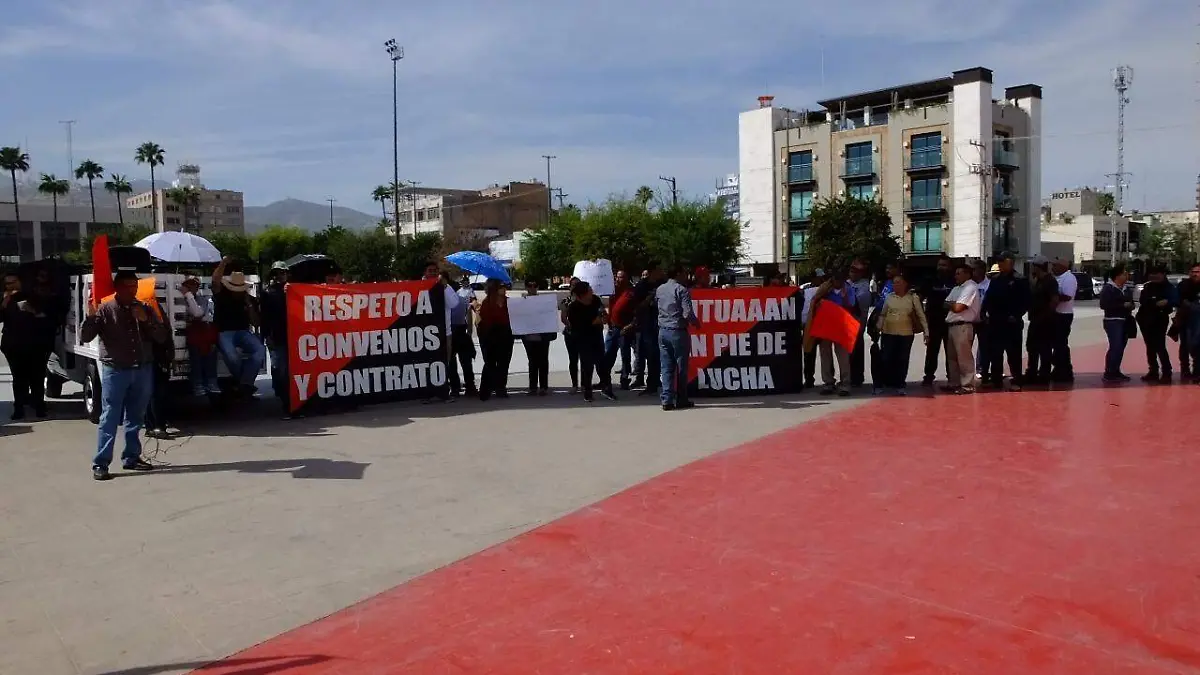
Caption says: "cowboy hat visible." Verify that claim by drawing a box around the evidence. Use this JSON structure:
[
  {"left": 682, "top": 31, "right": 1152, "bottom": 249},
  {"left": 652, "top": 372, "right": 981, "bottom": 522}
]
[{"left": 222, "top": 271, "right": 250, "bottom": 293}]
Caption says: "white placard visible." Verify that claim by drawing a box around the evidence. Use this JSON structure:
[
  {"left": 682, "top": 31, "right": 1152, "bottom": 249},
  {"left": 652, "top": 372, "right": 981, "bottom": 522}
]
[
  {"left": 508, "top": 293, "right": 562, "bottom": 336},
  {"left": 572, "top": 259, "right": 615, "bottom": 297}
]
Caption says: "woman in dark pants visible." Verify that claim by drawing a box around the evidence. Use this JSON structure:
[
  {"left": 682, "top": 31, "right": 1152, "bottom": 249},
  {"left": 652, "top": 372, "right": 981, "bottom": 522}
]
[
  {"left": 519, "top": 278, "right": 554, "bottom": 396},
  {"left": 565, "top": 281, "right": 616, "bottom": 403},
  {"left": 476, "top": 279, "right": 513, "bottom": 400},
  {"left": 559, "top": 277, "right": 580, "bottom": 393},
  {"left": 1, "top": 272, "right": 46, "bottom": 420}
]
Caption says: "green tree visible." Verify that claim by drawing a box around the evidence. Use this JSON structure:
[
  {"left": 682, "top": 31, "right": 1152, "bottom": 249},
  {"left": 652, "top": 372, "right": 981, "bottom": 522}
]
[
  {"left": 806, "top": 194, "right": 901, "bottom": 273},
  {"left": 635, "top": 185, "right": 655, "bottom": 207},
  {"left": 646, "top": 200, "right": 741, "bottom": 270},
  {"left": 330, "top": 228, "right": 395, "bottom": 282},
  {"left": 134, "top": 142, "right": 165, "bottom": 218},
  {"left": 393, "top": 231, "right": 443, "bottom": 280},
  {"left": 520, "top": 207, "right": 581, "bottom": 281},
  {"left": 0, "top": 146, "right": 30, "bottom": 259},
  {"left": 574, "top": 197, "right": 653, "bottom": 272},
  {"left": 1169, "top": 223, "right": 1199, "bottom": 267},
  {"left": 250, "top": 225, "right": 315, "bottom": 265},
  {"left": 371, "top": 184, "right": 392, "bottom": 222},
  {"left": 312, "top": 224, "right": 348, "bottom": 253},
  {"left": 209, "top": 231, "right": 253, "bottom": 263},
  {"left": 163, "top": 186, "right": 201, "bottom": 231},
  {"left": 1139, "top": 227, "right": 1172, "bottom": 266},
  {"left": 37, "top": 174, "right": 72, "bottom": 257},
  {"left": 1097, "top": 191, "right": 1115, "bottom": 215},
  {"left": 103, "top": 174, "right": 133, "bottom": 226},
  {"left": 74, "top": 159, "right": 105, "bottom": 224}
]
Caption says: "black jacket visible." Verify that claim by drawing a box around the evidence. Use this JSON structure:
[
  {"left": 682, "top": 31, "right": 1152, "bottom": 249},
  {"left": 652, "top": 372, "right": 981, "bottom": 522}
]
[
  {"left": 1099, "top": 282, "right": 1133, "bottom": 319},
  {"left": 982, "top": 273, "right": 1030, "bottom": 322},
  {"left": 921, "top": 276, "right": 954, "bottom": 326},
  {"left": 260, "top": 283, "right": 288, "bottom": 345}
]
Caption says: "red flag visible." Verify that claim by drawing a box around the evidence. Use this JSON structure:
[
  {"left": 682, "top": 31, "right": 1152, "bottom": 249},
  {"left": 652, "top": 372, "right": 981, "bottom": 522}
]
[
  {"left": 810, "top": 300, "right": 861, "bottom": 353},
  {"left": 90, "top": 234, "right": 114, "bottom": 305}
]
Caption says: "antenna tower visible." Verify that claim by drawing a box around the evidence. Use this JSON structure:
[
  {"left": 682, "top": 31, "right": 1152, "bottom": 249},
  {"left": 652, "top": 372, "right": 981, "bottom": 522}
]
[{"left": 1110, "top": 66, "right": 1133, "bottom": 214}]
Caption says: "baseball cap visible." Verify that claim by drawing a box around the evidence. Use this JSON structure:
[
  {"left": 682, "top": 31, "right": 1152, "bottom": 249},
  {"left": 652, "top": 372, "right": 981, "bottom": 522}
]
[
  {"left": 271, "top": 260, "right": 288, "bottom": 270},
  {"left": 1030, "top": 254, "right": 1050, "bottom": 267}
]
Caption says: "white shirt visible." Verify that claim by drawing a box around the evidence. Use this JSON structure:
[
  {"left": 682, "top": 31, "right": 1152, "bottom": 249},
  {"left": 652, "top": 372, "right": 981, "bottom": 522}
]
[
  {"left": 945, "top": 279, "right": 981, "bottom": 324},
  {"left": 801, "top": 285, "right": 820, "bottom": 324},
  {"left": 1055, "top": 271, "right": 1077, "bottom": 314},
  {"left": 977, "top": 278, "right": 991, "bottom": 296},
  {"left": 440, "top": 284, "right": 460, "bottom": 335}
]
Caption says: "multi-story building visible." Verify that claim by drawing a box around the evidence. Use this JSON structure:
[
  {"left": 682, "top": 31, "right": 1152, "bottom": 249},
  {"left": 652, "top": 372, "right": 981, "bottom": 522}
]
[
  {"left": 0, "top": 202, "right": 155, "bottom": 263},
  {"left": 387, "top": 180, "right": 549, "bottom": 248},
  {"left": 1041, "top": 187, "right": 1132, "bottom": 265},
  {"left": 712, "top": 174, "right": 740, "bottom": 223},
  {"left": 126, "top": 164, "right": 245, "bottom": 235},
  {"left": 738, "top": 67, "right": 1043, "bottom": 271}
]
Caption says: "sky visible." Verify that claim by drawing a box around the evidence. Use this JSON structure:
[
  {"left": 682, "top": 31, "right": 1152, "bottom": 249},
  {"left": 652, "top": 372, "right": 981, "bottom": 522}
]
[{"left": 1, "top": 0, "right": 1197, "bottom": 214}]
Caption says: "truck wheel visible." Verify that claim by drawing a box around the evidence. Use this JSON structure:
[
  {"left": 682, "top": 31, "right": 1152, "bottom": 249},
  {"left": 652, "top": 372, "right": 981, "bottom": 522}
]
[
  {"left": 84, "top": 363, "right": 102, "bottom": 425},
  {"left": 45, "top": 372, "right": 66, "bottom": 398}
]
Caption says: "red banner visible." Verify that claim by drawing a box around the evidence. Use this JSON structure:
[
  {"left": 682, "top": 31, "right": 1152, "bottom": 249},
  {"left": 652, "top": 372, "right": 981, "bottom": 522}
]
[
  {"left": 809, "top": 301, "right": 861, "bottom": 354},
  {"left": 285, "top": 280, "right": 446, "bottom": 414},
  {"left": 686, "top": 287, "right": 804, "bottom": 396}
]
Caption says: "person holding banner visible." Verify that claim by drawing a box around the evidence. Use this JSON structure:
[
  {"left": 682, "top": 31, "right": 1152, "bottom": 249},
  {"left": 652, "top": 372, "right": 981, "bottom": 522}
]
[
  {"left": 519, "top": 278, "right": 555, "bottom": 396},
  {"left": 477, "top": 279, "right": 513, "bottom": 400},
  {"left": 814, "top": 270, "right": 856, "bottom": 397},
  {"left": 566, "top": 281, "right": 617, "bottom": 403},
  {"left": 445, "top": 272, "right": 478, "bottom": 397},
  {"left": 559, "top": 277, "right": 580, "bottom": 393},
  {"left": 655, "top": 265, "right": 698, "bottom": 410},
  {"left": 876, "top": 273, "right": 929, "bottom": 395}
]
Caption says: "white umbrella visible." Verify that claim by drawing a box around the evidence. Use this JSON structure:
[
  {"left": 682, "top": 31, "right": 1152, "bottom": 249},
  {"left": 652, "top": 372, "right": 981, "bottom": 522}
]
[{"left": 134, "top": 231, "right": 222, "bottom": 264}]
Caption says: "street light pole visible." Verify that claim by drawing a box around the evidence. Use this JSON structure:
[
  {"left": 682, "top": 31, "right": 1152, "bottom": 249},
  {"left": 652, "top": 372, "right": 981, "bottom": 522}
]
[
  {"left": 385, "top": 39, "right": 404, "bottom": 249},
  {"left": 542, "top": 154, "right": 556, "bottom": 223}
]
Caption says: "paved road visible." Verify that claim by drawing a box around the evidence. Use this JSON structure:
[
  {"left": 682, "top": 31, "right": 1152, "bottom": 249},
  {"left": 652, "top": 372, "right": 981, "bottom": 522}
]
[{"left": 0, "top": 315, "right": 1115, "bottom": 674}]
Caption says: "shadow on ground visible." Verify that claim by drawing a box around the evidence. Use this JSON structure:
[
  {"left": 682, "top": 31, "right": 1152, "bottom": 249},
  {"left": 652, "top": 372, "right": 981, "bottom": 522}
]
[{"left": 98, "top": 653, "right": 334, "bottom": 674}]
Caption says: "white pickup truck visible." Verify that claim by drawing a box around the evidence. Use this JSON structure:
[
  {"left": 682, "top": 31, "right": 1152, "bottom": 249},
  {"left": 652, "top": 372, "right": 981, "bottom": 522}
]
[{"left": 47, "top": 271, "right": 263, "bottom": 423}]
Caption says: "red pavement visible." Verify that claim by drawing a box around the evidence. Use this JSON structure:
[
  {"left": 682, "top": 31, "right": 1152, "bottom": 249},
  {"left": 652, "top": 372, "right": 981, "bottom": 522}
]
[{"left": 197, "top": 346, "right": 1200, "bottom": 674}]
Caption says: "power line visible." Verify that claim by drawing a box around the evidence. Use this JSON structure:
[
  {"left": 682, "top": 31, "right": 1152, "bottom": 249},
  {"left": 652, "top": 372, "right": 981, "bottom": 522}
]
[{"left": 658, "top": 175, "right": 678, "bottom": 206}]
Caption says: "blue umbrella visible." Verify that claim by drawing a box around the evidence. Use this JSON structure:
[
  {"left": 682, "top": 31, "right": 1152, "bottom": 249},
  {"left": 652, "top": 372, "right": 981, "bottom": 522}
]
[{"left": 445, "top": 250, "right": 511, "bottom": 284}]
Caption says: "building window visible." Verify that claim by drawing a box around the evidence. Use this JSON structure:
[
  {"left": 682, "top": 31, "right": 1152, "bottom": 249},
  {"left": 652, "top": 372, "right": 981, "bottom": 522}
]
[
  {"left": 1095, "top": 230, "right": 1112, "bottom": 253},
  {"left": 844, "top": 141, "right": 873, "bottom": 177},
  {"left": 847, "top": 183, "right": 875, "bottom": 201},
  {"left": 911, "top": 221, "right": 943, "bottom": 252},
  {"left": 789, "top": 189, "right": 813, "bottom": 221},
  {"left": 229, "top": 206, "right": 241, "bottom": 213},
  {"left": 909, "top": 132, "right": 942, "bottom": 168},
  {"left": 910, "top": 178, "right": 941, "bottom": 210},
  {"left": 787, "top": 151, "right": 813, "bottom": 183},
  {"left": 789, "top": 228, "right": 807, "bottom": 257},
  {"left": 166, "top": 217, "right": 180, "bottom": 225}
]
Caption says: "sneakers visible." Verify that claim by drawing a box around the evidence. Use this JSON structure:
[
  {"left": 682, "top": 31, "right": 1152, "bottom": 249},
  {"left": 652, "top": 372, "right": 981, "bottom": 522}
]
[
  {"left": 600, "top": 388, "right": 618, "bottom": 402},
  {"left": 92, "top": 466, "right": 112, "bottom": 481}
]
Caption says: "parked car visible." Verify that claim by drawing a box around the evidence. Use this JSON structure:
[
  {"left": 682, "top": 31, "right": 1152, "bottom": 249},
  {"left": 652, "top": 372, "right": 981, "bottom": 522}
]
[{"left": 1073, "top": 272, "right": 1096, "bottom": 300}]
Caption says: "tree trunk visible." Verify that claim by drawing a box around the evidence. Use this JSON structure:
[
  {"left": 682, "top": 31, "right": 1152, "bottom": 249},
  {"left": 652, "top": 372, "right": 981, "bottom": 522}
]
[
  {"left": 52, "top": 195, "right": 58, "bottom": 257},
  {"left": 9, "top": 171, "right": 20, "bottom": 260},
  {"left": 149, "top": 166, "right": 157, "bottom": 232},
  {"left": 87, "top": 178, "right": 96, "bottom": 224},
  {"left": 117, "top": 194, "right": 124, "bottom": 226}
]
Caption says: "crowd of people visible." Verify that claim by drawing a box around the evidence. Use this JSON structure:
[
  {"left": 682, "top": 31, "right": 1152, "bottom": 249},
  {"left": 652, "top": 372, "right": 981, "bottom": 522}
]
[{"left": 5, "top": 252, "right": 1199, "bottom": 482}]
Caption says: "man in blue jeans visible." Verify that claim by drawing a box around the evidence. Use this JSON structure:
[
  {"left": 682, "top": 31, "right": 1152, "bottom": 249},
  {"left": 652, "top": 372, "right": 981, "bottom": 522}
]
[
  {"left": 212, "top": 256, "right": 266, "bottom": 399},
  {"left": 80, "top": 270, "right": 170, "bottom": 481},
  {"left": 655, "top": 265, "right": 700, "bottom": 411},
  {"left": 604, "top": 270, "right": 636, "bottom": 389}
]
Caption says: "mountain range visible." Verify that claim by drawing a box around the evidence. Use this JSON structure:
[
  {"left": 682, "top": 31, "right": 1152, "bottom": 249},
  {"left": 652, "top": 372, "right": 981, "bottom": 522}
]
[{"left": 10, "top": 179, "right": 379, "bottom": 233}]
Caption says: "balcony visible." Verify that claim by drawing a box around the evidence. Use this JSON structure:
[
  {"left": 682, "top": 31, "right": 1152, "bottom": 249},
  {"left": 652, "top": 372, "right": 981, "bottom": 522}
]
[
  {"left": 993, "top": 193, "right": 1020, "bottom": 212},
  {"left": 787, "top": 164, "right": 815, "bottom": 184},
  {"left": 840, "top": 157, "right": 876, "bottom": 179},
  {"left": 993, "top": 147, "right": 1020, "bottom": 169},
  {"left": 904, "top": 194, "right": 945, "bottom": 213},
  {"left": 904, "top": 150, "right": 944, "bottom": 173}
]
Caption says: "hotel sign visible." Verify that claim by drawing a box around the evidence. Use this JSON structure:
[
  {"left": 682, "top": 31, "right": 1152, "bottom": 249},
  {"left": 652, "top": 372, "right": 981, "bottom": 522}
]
[{"left": 1052, "top": 191, "right": 1082, "bottom": 200}]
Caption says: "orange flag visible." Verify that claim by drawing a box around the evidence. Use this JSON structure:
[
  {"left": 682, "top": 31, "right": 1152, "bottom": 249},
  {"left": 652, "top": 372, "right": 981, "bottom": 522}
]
[{"left": 809, "top": 301, "right": 861, "bottom": 353}]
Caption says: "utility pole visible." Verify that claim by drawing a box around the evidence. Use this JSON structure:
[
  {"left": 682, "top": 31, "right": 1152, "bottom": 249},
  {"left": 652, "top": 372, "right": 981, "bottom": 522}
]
[
  {"left": 385, "top": 38, "right": 404, "bottom": 252},
  {"left": 326, "top": 198, "right": 336, "bottom": 229},
  {"left": 541, "top": 155, "right": 556, "bottom": 222},
  {"left": 553, "top": 188, "right": 568, "bottom": 209},
  {"left": 659, "top": 175, "right": 678, "bottom": 206},
  {"left": 1106, "top": 65, "right": 1134, "bottom": 265},
  {"left": 968, "top": 139, "right": 993, "bottom": 260},
  {"left": 409, "top": 180, "right": 421, "bottom": 238},
  {"left": 59, "top": 120, "right": 75, "bottom": 186}
]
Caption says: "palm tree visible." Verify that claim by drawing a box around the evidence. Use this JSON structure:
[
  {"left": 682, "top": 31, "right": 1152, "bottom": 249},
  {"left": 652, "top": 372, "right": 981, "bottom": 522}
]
[
  {"left": 37, "top": 174, "right": 71, "bottom": 254},
  {"left": 103, "top": 174, "right": 133, "bottom": 226},
  {"left": 635, "top": 185, "right": 654, "bottom": 207},
  {"left": 74, "top": 159, "right": 105, "bottom": 224},
  {"left": 0, "top": 146, "right": 31, "bottom": 259},
  {"left": 164, "top": 186, "right": 201, "bottom": 232},
  {"left": 134, "top": 142, "right": 166, "bottom": 224},
  {"left": 371, "top": 184, "right": 393, "bottom": 222}
]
